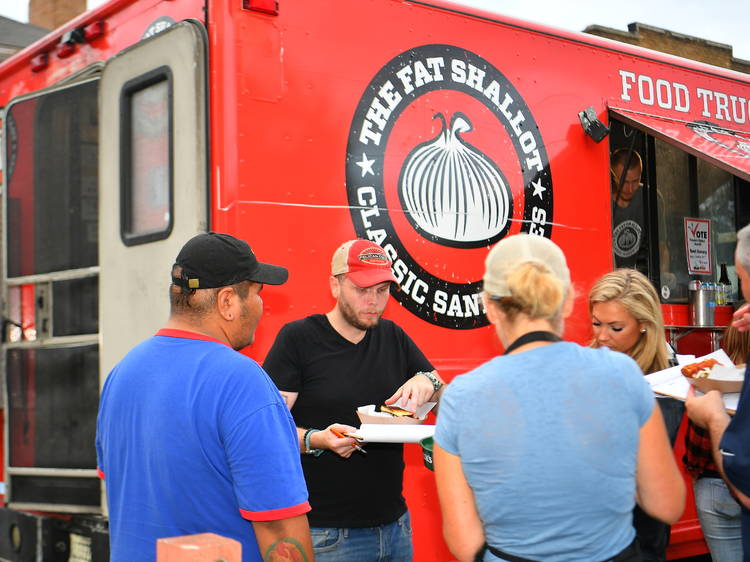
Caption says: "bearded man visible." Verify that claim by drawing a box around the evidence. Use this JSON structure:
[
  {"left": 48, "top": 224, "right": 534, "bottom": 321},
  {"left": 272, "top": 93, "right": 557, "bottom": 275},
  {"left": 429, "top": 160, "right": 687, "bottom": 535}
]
[{"left": 264, "top": 239, "right": 444, "bottom": 562}]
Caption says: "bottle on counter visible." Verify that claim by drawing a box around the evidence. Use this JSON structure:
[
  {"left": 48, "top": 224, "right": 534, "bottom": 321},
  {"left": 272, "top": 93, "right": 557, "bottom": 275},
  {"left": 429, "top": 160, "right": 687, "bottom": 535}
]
[
  {"left": 715, "top": 277, "right": 726, "bottom": 305},
  {"left": 708, "top": 282, "right": 718, "bottom": 310},
  {"left": 719, "top": 262, "right": 732, "bottom": 306}
]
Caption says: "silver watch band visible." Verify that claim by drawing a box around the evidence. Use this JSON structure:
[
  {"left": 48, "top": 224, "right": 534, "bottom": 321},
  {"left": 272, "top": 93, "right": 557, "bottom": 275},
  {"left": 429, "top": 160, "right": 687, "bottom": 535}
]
[{"left": 417, "top": 371, "right": 442, "bottom": 392}]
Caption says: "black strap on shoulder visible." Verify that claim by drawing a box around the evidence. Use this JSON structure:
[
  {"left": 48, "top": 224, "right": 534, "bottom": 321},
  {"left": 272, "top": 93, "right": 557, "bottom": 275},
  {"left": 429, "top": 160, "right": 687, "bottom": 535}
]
[{"left": 503, "top": 330, "right": 561, "bottom": 355}]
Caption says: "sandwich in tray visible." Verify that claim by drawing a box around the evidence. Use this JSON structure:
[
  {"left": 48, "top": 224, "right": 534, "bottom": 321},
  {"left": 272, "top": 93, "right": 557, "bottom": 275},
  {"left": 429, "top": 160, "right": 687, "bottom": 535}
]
[
  {"left": 680, "top": 358, "right": 744, "bottom": 394},
  {"left": 680, "top": 358, "right": 722, "bottom": 380},
  {"left": 356, "top": 402, "right": 437, "bottom": 425},
  {"left": 380, "top": 404, "right": 417, "bottom": 418}
]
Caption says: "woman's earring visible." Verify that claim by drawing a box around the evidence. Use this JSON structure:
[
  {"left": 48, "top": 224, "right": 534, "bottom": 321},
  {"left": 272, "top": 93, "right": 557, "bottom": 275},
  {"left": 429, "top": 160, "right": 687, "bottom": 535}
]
[{"left": 640, "top": 328, "right": 646, "bottom": 333}]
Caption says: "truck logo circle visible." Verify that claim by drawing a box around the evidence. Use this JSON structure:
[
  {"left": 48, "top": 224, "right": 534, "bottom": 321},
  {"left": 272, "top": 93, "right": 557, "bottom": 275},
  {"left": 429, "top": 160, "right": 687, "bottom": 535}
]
[{"left": 345, "top": 44, "right": 553, "bottom": 329}]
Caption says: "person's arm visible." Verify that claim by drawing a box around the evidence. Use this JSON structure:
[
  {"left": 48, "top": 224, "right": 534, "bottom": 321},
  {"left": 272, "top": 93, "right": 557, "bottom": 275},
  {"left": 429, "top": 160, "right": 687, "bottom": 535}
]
[
  {"left": 252, "top": 514, "right": 314, "bottom": 562},
  {"left": 295, "top": 424, "right": 361, "bottom": 458},
  {"left": 686, "top": 389, "right": 750, "bottom": 509},
  {"left": 434, "top": 442, "right": 485, "bottom": 562},
  {"left": 385, "top": 370, "right": 445, "bottom": 410},
  {"left": 634, "top": 401, "right": 686, "bottom": 523},
  {"left": 278, "top": 390, "right": 361, "bottom": 457}
]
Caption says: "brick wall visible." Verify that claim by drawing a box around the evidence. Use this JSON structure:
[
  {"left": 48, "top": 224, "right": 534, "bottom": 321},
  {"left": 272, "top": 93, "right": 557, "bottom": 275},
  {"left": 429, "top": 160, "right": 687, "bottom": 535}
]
[
  {"left": 585, "top": 22, "right": 750, "bottom": 75},
  {"left": 29, "top": 0, "right": 86, "bottom": 31}
]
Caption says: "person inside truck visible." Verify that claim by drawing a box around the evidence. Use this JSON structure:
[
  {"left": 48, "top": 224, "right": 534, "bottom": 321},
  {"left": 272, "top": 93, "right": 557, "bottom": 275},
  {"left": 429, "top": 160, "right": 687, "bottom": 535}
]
[
  {"left": 589, "top": 268, "right": 686, "bottom": 562},
  {"left": 96, "top": 232, "right": 313, "bottom": 562},
  {"left": 612, "top": 147, "right": 648, "bottom": 271},
  {"left": 432, "top": 234, "right": 684, "bottom": 562},
  {"left": 264, "top": 238, "right": 444, "bottom": 562},
  {"left": 683, "top": 324, "right": 747, "bottom": 562},
  {"left": 611, "top": 148, "right": 676, "bottom": 293},
  {"left": 687, "top": 222, "right": 750, "bottom": 562}
]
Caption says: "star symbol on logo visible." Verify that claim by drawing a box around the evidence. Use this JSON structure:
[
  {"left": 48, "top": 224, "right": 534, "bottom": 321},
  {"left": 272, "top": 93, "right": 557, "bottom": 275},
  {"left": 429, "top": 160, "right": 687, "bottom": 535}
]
[
  {"left": 531, "top": 178, "right": 546, "bottom": 199},
  {"left": 356, "top": 153, "right": 376, "bottom": 177}
]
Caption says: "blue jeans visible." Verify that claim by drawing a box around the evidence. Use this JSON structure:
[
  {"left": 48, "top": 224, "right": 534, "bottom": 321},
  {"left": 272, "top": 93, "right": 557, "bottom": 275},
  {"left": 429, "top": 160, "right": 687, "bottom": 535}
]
[
  {"left": 694, "top": 477, "right": 743, "bottom": 562},
  {"left": 311, "top": 511, "right": 413, "bottom": 562}
]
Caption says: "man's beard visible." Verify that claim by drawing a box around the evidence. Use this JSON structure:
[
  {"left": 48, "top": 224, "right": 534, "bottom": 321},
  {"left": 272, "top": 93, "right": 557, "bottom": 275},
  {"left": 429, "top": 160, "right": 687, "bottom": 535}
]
[
  {"left": 339, "top": 297, "right": 382, "bottom": 331},
  {"left": 232, "top": 300, "right": 256, "bottom": 350}
]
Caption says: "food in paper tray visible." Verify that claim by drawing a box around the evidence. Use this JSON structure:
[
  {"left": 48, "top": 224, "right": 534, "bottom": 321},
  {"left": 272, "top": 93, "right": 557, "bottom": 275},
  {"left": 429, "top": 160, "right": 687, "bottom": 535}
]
[
  {"left": 681, "top": 359, "right": 721, "bottom": 379},
  {"left": 380, "top": 404, "right": 416, "bottom": 418},
  {"left": 356, "top": 403, "right": 436, "bottom": 425},
  {"left": 680, "top": 360, "right": 744, "bottom": 394}
]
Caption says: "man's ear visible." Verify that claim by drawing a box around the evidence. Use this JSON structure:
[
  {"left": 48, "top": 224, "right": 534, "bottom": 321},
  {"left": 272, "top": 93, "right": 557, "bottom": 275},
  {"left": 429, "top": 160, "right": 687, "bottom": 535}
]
[
  {"left": 216, "top": 286, "right": 237, "bottom": 321},
  {"left": 329, "top": 275, "right": 340, "bottom": 299}
]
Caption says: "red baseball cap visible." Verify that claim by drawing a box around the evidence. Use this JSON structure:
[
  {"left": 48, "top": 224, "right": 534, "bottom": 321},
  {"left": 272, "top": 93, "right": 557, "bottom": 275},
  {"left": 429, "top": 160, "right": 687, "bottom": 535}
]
[{"left": 331, "top": 239, "right": 397, "bottom": 287}]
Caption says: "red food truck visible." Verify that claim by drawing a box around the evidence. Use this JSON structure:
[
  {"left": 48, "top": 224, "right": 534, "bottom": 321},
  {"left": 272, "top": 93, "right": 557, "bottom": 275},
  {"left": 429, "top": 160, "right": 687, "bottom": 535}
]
[{"left": 2, "top": 0, "right": 750, "bottom": 559}]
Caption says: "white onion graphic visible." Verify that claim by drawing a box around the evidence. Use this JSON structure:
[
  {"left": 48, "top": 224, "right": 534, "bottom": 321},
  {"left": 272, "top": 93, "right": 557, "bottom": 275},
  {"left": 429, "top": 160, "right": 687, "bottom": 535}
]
[{"left": 400, "top": 112, "right": 512, "bottom": 244}]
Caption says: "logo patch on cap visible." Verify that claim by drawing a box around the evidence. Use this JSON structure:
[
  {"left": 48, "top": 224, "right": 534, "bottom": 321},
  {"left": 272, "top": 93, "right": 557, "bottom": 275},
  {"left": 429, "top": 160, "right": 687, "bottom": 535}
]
[{"left": 358, "top": 249, "right": 389, "bottom": 265}]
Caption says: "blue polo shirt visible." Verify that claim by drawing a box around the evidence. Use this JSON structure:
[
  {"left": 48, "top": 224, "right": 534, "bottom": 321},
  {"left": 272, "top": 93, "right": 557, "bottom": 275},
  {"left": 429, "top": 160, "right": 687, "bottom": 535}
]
[
  {"left": 720, "top": 362, "right": 750, "bottom": 561},
  {"left": 96, "top": 329, "right": 310, "bottom": 562}
]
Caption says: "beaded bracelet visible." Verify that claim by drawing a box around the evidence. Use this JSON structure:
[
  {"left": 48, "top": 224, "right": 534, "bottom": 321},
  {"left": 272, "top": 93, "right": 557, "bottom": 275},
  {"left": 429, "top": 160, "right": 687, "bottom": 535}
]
[{"left": 303, "top": 428, "right": 324, "bottom": 456}]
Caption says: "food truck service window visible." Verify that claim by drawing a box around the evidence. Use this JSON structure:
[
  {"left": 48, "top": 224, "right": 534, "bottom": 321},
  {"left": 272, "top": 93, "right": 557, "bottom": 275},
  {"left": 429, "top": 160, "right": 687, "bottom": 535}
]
[{"left": 609, "top": 115, "right": 750, "bottom": 305}]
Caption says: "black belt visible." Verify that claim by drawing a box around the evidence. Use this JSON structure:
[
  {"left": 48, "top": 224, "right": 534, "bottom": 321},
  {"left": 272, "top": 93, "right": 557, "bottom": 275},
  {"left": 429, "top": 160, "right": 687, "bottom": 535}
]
[{"left": 475, "top": 538, "right": 641, "bottom": 562}]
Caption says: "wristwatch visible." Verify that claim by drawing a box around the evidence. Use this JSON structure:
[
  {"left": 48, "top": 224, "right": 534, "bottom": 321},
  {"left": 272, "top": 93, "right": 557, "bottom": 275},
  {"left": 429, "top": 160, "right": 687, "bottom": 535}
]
[
  {"left": 303, "top": 428, "right": 324, "bottom": 456},
  {"left": 417, "top": 371, "right": 442, "bottom": 392}
]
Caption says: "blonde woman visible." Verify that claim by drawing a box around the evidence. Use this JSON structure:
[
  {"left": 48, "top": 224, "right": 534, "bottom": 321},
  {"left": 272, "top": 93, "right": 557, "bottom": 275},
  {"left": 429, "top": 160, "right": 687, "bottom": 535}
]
[
  {"left": 589, "top": 269, "right": 685, "bottom": 562},
  {"left": 434, "top": 235, "right": 684, "bottom": 562},
  {"left": 589, "top": 268, "right": 668, "bottom": 374}
]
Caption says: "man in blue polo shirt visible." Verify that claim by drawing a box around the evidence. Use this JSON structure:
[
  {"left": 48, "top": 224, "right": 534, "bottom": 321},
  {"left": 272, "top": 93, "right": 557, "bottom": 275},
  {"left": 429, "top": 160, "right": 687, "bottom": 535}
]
[
  {"left": 687, "top": 223, "right": 750, "bottom": 561},
  {"left": 96, "top": 232, "right": 313, "bottom": 562}
]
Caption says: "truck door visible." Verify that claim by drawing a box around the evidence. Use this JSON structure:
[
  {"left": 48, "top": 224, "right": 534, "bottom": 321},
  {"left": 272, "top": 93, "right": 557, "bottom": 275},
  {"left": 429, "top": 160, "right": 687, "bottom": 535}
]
[
  {"left": 98, "top": 20, "right": 208, "bottom": 382},
  {"left": 1, "top": 20, "right": 208, "bottom": 520}
]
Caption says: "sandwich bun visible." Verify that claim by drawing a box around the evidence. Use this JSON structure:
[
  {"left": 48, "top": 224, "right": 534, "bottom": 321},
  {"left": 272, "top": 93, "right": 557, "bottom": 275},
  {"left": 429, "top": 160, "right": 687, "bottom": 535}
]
[
  {"left": 681, "top": 358, "right": 721, "bottom": 379},
  {"left": 380, "top": 404, "right": 415, "bottom": 417}
]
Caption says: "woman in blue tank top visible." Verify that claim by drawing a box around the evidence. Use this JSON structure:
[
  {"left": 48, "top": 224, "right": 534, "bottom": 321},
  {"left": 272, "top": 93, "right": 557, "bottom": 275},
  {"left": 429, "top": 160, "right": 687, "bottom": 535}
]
[{"left": 433, "top": 235, "right": 685, "bottom": 562}]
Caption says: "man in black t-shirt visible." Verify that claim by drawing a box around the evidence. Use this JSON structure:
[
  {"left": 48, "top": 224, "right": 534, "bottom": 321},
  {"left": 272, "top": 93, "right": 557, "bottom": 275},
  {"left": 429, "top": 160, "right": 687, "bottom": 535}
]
[
  {"left": 264, "top": 239, "right": 444, "bottom": 562},
  {"left": 611, "top": 147, "right": 649, "bottom": 271}
]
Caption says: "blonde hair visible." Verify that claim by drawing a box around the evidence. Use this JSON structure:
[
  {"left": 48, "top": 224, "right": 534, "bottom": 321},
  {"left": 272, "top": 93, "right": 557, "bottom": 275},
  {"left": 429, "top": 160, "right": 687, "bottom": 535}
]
[
  {"left": 588, "top": 269, "right": 668, "bottom": 374},
  {"left": 489, "top": 261, "right": 565, "bottom": 329},
  {"left": 722, "top": 325, "right": 750, "bottom": 365}
]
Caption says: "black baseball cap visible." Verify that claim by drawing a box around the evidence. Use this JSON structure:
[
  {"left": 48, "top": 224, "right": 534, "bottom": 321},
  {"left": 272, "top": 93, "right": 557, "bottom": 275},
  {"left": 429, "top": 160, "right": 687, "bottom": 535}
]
[{"left": 172, "top": 232, "right": 288, "bottom": 289}]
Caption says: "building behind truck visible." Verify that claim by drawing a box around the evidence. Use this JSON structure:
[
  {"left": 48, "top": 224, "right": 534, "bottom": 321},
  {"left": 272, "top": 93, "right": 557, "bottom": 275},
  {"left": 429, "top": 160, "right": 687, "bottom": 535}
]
[{"left": 2, "top": 0, "right": 750, "bottom": 560}]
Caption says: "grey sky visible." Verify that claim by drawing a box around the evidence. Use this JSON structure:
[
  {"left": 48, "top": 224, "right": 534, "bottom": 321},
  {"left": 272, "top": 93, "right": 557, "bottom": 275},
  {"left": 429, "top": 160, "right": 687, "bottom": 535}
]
[{"left": 1, "top": 0, "right": 748, "bottom": 61}]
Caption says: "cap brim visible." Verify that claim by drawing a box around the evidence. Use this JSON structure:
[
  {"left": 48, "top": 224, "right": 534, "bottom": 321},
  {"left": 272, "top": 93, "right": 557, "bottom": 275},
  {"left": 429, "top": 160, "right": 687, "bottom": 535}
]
[
  {"left": 346, "top": 268, "right": 397, "bottom": 288},
  {"left": 249, "top": 262, "right": 289, "bottom": 285}
]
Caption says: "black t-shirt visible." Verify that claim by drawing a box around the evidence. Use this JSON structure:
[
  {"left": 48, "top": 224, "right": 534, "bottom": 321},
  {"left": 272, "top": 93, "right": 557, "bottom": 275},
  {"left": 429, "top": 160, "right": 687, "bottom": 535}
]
[
  {"left": 612, "top": 188, "right": 649, "bottom": 271},
  {"left": 263, "top": 314, "right": 433, "bottom": 527}
]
